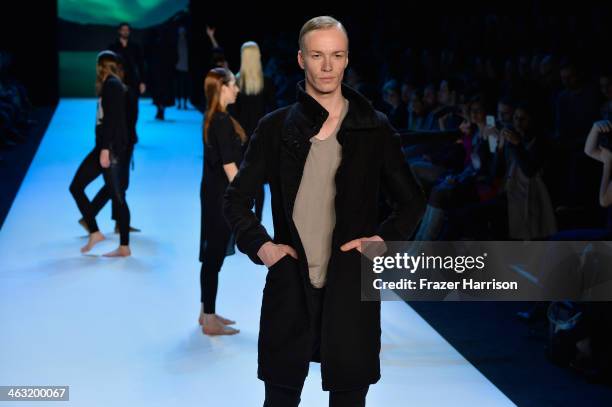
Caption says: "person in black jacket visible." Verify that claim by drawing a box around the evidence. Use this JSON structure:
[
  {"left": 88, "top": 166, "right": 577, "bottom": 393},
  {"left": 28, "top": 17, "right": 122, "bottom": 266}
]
[
  {"left": 198, "top": 67, "right": 246, "bottom": 336},
  {"left": 102, "top": 22, "right": 143, "bottom": 233},
  {"left": 109, "top": 22, "right": 145, "bottom": 137},
  {"left": 230, "top": 41, "right": 277, "bottom": 221},
  {"left": 69, "top": 51, "right": 132, "bottom": 257},
  {"left": 147, "top": 25, "right": 178, "bottom": 120},
  {"left": 223, "top": 16, "right": 425, "bottom": 406}
]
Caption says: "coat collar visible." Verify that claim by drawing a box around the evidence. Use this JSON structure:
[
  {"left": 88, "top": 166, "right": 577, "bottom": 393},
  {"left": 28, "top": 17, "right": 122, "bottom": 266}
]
[{"left": 294, "top": 80, "right": 380, "bottom": 131}]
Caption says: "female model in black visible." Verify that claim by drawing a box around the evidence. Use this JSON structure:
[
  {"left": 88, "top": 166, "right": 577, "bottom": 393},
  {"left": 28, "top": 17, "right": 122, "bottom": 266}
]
[
  {"left": 198, "top": 67, "right": 246, "bottom": 335},
  {"left": 69, "top": 50, "right": 132, "bottom": 257}
]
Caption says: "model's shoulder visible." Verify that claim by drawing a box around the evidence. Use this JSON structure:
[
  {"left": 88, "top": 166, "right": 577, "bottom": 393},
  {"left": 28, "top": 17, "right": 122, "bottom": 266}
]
[
  {"left": 372, "top": 109, "right": 397, "bottom": 133},
  {"left": 213, "top": 110, "right": 230, "bottom": 120},
  {"left": 103, "top": 76, "right": 125, "bottom": 94},
  {"left": 210, "top": 111, "right": 233, "bottom": 129},
  {"left": 259, "top": 105, "right": 292, "bottom": 127},
  {"left": 372, "top": 109, "right": 391, "bottom": 125}
]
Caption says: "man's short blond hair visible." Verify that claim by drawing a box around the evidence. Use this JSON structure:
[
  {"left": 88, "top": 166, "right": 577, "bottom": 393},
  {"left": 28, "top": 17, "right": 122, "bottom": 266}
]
[{"left": 298, "top": 16, "right": 348, "bottom": 51}]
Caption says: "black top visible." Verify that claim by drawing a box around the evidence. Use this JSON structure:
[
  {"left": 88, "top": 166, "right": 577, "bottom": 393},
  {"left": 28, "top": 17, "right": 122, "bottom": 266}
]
[
  {"left": 199, "top": 111, "right": 244, "bottom": 261},
  {"left": 230, "top": 76, "right": 276, "bottom": 136},
  {"left": 108, "top": 39, "right": 145, "bottom": 89},
  {"left": 95, "top": 76, "right": 129, "bottom": 154},
  {"left": 204, "top": 112, "right": 244, "bottom": 174}
]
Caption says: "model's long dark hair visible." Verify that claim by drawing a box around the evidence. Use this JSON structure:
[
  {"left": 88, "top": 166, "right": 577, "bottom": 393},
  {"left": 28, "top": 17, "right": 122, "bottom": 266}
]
[{"left": 203, "top": 67, "right": 246, "bottom": 145}]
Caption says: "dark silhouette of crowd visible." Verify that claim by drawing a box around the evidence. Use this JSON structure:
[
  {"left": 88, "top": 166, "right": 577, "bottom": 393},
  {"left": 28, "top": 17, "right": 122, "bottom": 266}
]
[{"left": 0, "top": 51, "right": 31, "bottom": 160}]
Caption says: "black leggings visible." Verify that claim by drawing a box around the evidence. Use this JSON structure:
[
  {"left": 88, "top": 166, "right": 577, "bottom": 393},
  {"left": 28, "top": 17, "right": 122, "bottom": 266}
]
[
  {"left": 91, "top": 146, "right": 133, "bottom": 222},
  {"left": 200, "top": 225, "right": 232, "bottom": 314},
  {"left": 69, "top": 147, "right": 131, "bottom": 246},
  {"left": 263, "top": 382, "right": 369, "bottom": 407}
]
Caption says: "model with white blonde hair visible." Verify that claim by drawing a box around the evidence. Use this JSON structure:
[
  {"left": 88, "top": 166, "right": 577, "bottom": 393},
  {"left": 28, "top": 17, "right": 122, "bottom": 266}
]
[{"left": 231, "top": 40, "right": 277, "bottom": 221}]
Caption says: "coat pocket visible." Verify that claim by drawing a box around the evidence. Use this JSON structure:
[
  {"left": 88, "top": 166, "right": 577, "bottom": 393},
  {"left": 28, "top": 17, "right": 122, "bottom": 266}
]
[{"left": 267, "top": 254, "right": 292, "bottom": 277}]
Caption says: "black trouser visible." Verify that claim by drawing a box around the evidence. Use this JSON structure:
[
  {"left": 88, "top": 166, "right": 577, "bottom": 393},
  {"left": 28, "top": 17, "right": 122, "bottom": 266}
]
[
  {"left": 263, "top": 285, "right": 370, "bottom": 406},
  {"left": 91, "top": 145, "right": 133, "bottom": 223},
  {"left": 263, "top": 383, "right": 369, "bottom": 407},
  {"left": 69, "top": 147, "right": 131, "bottom": 246},
  {"left": 200, "top": 224, "right": 232, "bottom": 314}
]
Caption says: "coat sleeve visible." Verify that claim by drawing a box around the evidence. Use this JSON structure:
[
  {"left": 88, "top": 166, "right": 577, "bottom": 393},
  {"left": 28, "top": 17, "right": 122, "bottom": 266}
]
[
  {"left": 100, "top": 78, "right": 125, "bottom": 150},
  {"left": 223, "top": 117, "right": 273, "bottom": 265},
  {"left": 376, "top": 115, "right": 427, "bottom": 241}
]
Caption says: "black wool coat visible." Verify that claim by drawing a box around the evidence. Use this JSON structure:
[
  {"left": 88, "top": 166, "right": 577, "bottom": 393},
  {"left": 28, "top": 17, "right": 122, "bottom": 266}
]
[{"left": 223, "top": 80, "right": 426, "bottom": 391}]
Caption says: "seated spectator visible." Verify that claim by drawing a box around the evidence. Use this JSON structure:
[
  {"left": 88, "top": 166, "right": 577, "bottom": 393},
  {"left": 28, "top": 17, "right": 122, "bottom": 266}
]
[
  {"left": 555, "top": 58, "right": 601, "bottom": 147},
  {"left": 503, "top": 103, "right": 557, "bottom": 239},
  {"left": 414, "top": 96, "right": 502, "bottom": 240},
  {"left": 424, "top": 78, "right": 464, "bottom": 131},
  {"left": 400, "top": 77, "right": 415, "bottom": 107},
  {"left": 599, "top": 72, "right": 612, "bottom": 121},
  {"left": 407, "top": 89, "right": 428, "bottom": 131},
  {"left": 382, "top": 79, "right": 408, "bottom": 130},
  {"left": 551, "top": 58, "right": 602, "bottom": 209},
  {"left": 422, "top": 83, "right": 438, "bottom": 116},
  {"left": 534, "top": 121, "right": 612, "bottom": 382},
  {"left": 0, "top": 51, "right": 30, "bottom": 149}
]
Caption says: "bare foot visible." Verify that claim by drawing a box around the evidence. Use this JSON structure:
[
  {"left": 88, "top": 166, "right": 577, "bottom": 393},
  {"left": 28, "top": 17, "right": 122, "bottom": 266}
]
[
  {"left": 198, "top": 304, "right": 206, "bottom": 326},
  {"left": 198, "top": 305, "right": 236, "bottom": 326},
  {"left": 81, "top": 231, "right": 105, "bottom": 253},
  {"left": 215, "top": 314, "right": 236, "bottom": 325},
  {"left": 198, "top": 312, "right": 236, "bottom": 326},
  {"left": 201, "top": 313, "right": 239, "bottom": 336},
  {"left": 103, "top": 245, "right": 131, "bottom": 257}
]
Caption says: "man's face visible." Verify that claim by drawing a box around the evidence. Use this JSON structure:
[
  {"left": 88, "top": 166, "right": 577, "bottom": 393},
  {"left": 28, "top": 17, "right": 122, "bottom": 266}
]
[
  {"left": 297, "top": 27, "right": 349, "bottom": 95},
  {"left": 423, "top": 87, "right": 436, "bottom": 109},
  {"left": 409, "top": 93, "right": 424, "bottom": 115},
  {"left": 497, "top": 102, "right": 514, "bottom": 124},
  {"left": 401, "top": 83, "right": 413, "bottom": 104},
  {"left": 438, "top": 81, "right": 450, "bottom": 105},
  {"left": 469, "top": 102, "right": 485, "bottom": 124},
  {"left": 383, "top": 89, "right": 399, "bottom": 107},
  {"left": 560, "top": 67, "right": 576, "bottom": 89},
  {"left": 119, "top": 25, "right": 130, "bottom": 40},
  {"left": 513, "top": 108, "right": 530, "bottom": 134}
]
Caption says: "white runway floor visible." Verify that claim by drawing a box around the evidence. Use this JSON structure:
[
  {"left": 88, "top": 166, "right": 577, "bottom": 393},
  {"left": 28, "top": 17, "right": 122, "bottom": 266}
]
[{"left": 0, "top": 99, "right": 516, "bottom": 406}]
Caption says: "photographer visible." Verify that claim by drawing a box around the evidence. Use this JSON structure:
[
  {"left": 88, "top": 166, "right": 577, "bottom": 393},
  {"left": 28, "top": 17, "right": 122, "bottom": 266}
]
[
  {"left": 585, "top": 120, "right": 612, "bottom": 209},
  {"left": 552, "top": 120, "right": 612, "bottom": 382}
]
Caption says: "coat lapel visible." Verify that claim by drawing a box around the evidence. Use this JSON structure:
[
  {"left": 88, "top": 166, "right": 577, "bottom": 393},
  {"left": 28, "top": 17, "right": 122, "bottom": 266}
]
[{"left": 278, "top": 80, "right": 383, "bottom": 254}]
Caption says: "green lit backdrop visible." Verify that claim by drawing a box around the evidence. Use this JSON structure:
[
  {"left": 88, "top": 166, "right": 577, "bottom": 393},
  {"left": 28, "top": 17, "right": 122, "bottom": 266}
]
[{"left": 58, "top": 0, "right": 188, "bottom": 97}]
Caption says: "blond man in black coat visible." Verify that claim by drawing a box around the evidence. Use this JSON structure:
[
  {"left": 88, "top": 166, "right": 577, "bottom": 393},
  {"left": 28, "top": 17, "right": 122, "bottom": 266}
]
[{"left": 224, "top": 16, "right": 426, "bottom": 406}]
